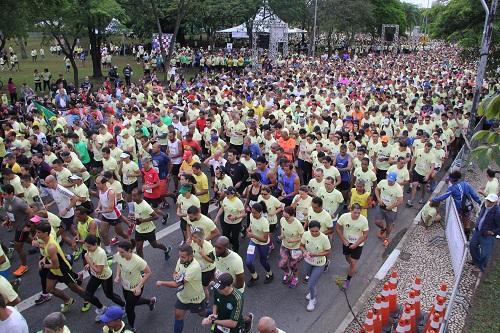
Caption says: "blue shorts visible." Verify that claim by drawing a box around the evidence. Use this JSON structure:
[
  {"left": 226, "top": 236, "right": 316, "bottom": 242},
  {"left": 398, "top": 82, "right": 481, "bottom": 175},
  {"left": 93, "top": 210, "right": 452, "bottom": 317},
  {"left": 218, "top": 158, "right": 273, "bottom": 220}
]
[{"left": 0, "top": 270, "right": 11, "bottom": 280}]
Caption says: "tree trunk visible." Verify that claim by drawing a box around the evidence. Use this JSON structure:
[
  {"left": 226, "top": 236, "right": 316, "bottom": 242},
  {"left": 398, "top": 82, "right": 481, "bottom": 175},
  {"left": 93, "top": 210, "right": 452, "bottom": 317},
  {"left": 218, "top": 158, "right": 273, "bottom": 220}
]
[
  {"left": 88, "top": 24, "right": 103, "bottom": 79},
  {"left": 165, "top": 0, "right": 187, "bottom": 75},
  {"left": 149, "top": 0, "right": 169, "bottom": 81},
  {"left": 15, "top": 38, "right": 28, "bottom": 59},
  {"left": 70, "top": 57, "right": 79, "bottom": 87},
  {"left": 0, "top": 35, "right": 5, "bottom": 54},
  {"left": 327, "top": 30, "right": 333, "bottom": 57}
]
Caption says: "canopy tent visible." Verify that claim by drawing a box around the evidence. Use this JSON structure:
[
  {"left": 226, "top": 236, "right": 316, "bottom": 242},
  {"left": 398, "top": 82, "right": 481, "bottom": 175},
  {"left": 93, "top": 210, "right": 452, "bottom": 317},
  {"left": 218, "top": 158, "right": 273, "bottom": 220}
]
[{"left": 217, "top": 6, "right": 306, "bottom": 38}]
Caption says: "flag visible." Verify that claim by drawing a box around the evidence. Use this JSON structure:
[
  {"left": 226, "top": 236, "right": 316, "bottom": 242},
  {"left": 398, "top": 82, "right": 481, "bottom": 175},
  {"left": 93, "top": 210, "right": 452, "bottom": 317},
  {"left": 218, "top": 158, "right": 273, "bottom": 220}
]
[{"left": 33, "top": 101, "right": 56, "bottom": 120}]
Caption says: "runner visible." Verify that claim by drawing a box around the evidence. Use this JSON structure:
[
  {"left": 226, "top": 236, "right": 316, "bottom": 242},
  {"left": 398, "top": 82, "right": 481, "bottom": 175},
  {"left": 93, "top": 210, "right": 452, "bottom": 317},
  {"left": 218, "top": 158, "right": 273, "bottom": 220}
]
[
  {"left": 215, "top": 187, "right": 245, "bottom": 253},
  {"left": 214, "top": 236, "right": 245, "bottom": 293},
  {"left": 155, "top": 244, "right": 206, "bottom": 333},
  {"left": 186, "top": 206, "right": 220, "bottom": 241},
  {"left": 190, "top": 228, "right": 216, "bottom": 304},
  {"left": 113, "top": 240, "right": 156, "bottom": 331},
  {"left": 374, "top": 172, "right": 404, "bottom": 246},
  {"left": 177, "top": 184, "right": 201, "bottom": 243},
  {"left": 300, "top": 220, "right": 331, "bottom": 312},
  {"left": 335, "top": 204, "right": 369, "bottom": 289},
  {"left": 278, "top": 206, "right": 304, "bottom": 288}
]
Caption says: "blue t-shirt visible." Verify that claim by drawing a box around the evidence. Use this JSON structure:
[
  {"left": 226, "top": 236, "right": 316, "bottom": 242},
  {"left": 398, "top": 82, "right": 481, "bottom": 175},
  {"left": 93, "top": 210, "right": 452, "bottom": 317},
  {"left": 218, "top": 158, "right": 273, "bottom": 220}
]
[{"left": 151, "top": 151, "right": 170, "bottom": 179}]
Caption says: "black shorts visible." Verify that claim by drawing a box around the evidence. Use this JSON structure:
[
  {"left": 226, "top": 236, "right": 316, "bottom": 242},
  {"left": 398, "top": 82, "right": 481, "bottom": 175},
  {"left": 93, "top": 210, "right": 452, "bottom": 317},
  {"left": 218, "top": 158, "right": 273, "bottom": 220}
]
[
  {"left": 102, "top": 216, "right": 121, "bottom": 226},
  {"left": 180, "top": 218, "right": 188, "bottom": 232},
  {"left": 337, "top": 181, "right": 350, "bottom": 191},
  {"left": 14, "top": 230, "right": 30, "bottom": 243},
  {"left": 60, "top": 216, "right": 75, "bottom": 231},
  {"left": 342, "top": 244, "right": 363, "bottom": 260},
  {"left": 175, "top": 298, "right": 206, "bottom": 313},
  {"left": 171, "top": 164, "right": 181, "bottom": 177},
  {"left": 376, "top": 169, "right": 388, "bottom": 183},
  {"left": 145, "top": 197, "right": 162, "bottom": 208},
  {"left": 135, "top": 230, "right": 156, "bottom": 243},
  {"left": 411, "top": 170, "right": 427, "bottom": 184},
  {"left": 202, "top": 268, "right": 215, "bottom": 287},
  {"left": 123, "top": 182, "right": 138, "bottom": 194},
  {"left": 269, "top": 223, "right": 277, "bottom": 233},
  {"left": 47, "top": 270, "right": 78, "bottom": 285}
]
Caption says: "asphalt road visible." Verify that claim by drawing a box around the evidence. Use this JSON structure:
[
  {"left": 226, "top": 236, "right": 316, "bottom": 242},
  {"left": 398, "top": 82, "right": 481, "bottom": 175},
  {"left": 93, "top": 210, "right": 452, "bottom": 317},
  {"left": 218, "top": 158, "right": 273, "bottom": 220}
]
[{"left": 3, "top": 184, "right": 429, "bottom": 333}]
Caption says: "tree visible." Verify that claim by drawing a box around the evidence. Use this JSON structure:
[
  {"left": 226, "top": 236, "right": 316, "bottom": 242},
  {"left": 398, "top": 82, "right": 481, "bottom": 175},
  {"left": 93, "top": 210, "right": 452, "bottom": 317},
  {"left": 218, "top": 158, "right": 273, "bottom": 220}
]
[
  {"left": 0, "top": 0, "right": 31, "bottom": 54},
  {"left": 33, "top": 0, "right": 85, "bottom": 86},
  {"left": 371, "top": 0, "right": 407, "bottom": 35},
  {"left": 83, "top": 0, "right": 125, "bottom": 79},
  {"left": 471, "top": 94, "right": 500, "bottom": 169}
]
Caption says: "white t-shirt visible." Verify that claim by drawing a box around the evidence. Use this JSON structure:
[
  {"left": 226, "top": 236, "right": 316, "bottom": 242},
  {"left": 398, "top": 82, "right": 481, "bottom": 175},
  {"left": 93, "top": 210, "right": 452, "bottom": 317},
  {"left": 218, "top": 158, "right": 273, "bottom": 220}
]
[
  {"left": 49, "top": 185, "right": 75, "bottom": 218},
  {"left": 0, "top": 307, "right": 29, "bottom": 333}
]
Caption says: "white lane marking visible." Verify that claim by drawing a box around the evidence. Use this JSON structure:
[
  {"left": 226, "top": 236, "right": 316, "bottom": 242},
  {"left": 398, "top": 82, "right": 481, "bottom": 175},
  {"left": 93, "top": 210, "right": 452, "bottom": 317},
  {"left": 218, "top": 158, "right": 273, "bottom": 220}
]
[
  {"left": 17, "top": 205, "right": 218, "bottom": 312},
  {"left": 374, "top": 249, "right": 401, "bottom": 280}
]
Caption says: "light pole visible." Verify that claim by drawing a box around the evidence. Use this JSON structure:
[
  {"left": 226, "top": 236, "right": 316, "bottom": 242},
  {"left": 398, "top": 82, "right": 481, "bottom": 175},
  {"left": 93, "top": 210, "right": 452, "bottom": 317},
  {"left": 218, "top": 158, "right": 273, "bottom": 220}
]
[{"left": 312, "top": 0, "right": 318, "bottom": 58}]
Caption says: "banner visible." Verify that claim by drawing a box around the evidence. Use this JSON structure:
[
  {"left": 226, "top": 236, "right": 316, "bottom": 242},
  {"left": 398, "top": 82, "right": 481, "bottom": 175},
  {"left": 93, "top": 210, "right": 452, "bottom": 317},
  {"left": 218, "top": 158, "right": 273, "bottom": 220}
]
[{"left": 445, "top": 198, "right": 467, "bottom": 276}]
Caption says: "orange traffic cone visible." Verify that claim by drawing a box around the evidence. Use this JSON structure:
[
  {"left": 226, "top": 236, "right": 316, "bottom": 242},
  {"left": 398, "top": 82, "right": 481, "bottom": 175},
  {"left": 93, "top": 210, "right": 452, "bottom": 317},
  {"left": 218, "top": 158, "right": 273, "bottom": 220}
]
[
  {"left": 394, "top": 318, "right": 410, "bottom": 333},
  {"left": 412, "top": 277, "right": 422, "bottom": 320},
  {"left": 360, "top": 309, "right": 375, "bottom": 333},
  {"left": 407, "top": 290, "right": 417, "bottom": 333},
  {"left": 424, "top": 297, "right": 445, "bottom": 332},
  {"left": 373, "top": 295, "right": 383, "bottom": 333},
  {"left": 425, "top": 313, "right": 441, "bottom": 333},
  {"left": 380, "top": 283, "right": 391, "bottom": 326},
  {"left": 388, "top": 271, "right": 398, "bottom": 313},
  {"left": 437, "top": 283, "right": 448, "bottom": 299},
  {"left": 434, "top": 296, "right": 446, "bottom": 324}
]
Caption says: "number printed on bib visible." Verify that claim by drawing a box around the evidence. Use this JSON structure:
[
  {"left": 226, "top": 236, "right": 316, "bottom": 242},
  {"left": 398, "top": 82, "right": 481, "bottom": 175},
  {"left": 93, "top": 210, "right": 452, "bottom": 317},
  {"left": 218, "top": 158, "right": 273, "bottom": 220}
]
[
  {"left": 247, "top": 244, "right": 256, "bottom": 255},
  {"left": 291, "top": 249, "right": 302, "bottom": 259},
  {"left": 217, "top": 325, "right": 230, "bottom": 333}
]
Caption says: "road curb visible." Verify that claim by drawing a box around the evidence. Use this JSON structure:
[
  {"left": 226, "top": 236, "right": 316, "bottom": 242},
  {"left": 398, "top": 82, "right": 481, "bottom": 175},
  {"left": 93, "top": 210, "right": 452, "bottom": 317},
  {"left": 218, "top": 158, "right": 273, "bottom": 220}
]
[{"left": 334, "top": 178, "right": 448, "bottom": 333}]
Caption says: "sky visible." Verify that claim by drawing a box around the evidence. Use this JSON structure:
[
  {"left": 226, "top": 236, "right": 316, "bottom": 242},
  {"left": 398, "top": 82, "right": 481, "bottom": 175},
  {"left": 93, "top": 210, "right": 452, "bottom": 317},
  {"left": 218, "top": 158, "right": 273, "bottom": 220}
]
[{"left": 402, "top": 0, "right": 432, "bottom": 8}]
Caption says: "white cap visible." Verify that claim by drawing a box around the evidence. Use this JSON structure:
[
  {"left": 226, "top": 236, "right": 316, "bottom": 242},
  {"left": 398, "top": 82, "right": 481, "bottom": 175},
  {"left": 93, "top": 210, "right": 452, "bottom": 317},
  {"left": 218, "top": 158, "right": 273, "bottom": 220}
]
[
  {"left": 120, "top": 152, "right": 130, "bottom": 159},
  {"left": 69, "top": 174, "right": 82, "bottom": 181},
  {"left": 485, "top": 193, "right": 498, "bottom": 202}
]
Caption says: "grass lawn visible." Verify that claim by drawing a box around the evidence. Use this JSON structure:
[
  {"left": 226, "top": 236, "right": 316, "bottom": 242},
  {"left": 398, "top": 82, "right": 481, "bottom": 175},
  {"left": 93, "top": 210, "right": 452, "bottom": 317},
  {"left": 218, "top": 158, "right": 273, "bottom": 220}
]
[{"left": 464, "top": 242, "right": 500, "bottom": 333}]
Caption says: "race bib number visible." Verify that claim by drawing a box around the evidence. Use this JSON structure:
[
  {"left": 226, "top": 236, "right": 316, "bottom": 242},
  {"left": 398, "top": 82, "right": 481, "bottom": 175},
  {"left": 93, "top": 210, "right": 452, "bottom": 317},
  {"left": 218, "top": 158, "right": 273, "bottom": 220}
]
[
  {"left": 296, "top": 211, "right": 305, "bottom": 221},
  {"left": 348, "top": 235, "right": 359, "bottom": 243},
  {"left": 6, "top": 212, "right": 14, "bottom": 222},
  {"left": 291, "top": 249, "right": 302, "bottom": 259},
  {"left": 246, "top": 244, "right": 256, "bottom": 255},
  {"left": 217, "top": 325, "right": 230, "bottom": 333},
  {"left": 304, "top": 256, "right": 317, "bottom": 265}
]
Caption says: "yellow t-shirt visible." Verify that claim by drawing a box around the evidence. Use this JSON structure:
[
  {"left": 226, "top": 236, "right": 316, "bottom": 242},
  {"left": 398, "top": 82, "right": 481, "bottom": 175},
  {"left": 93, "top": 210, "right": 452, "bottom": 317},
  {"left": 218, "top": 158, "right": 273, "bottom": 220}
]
[
  {"left": 87, "top": 247, "right": 112, "bottom": 280},
  {"left": 349, "top": 189, "right": 370, "bottom": 217},
  {"left": 353, "top": 168, "right": 377, "bottom": 193},
  {"left": 316, "top": 187, "right": 344, "bottom": 219},
  {"left": 174, "top": 259, "right": 204, "bottom": 304},
  {"left": 24, "top": 183, "right": 41, "bottom": 205},
  {"left": 134, "top": 200, "right": 156, "bottom": 234},
  {"left": 249, "top": 215, "right": 270, "bottom": 245},
  {"left": 177, "top": 194, "right": 201, "bottom": 217},
  {"left": 103, "top": 156, "right": 119, "bottom": 178},
  {"left": 307, "top": 207, "right": 333, "bottom": 233},
  {"left": 377, "top": 180, "right": 403, "bottom": 212},
  {"left": 0, "top": 246, "right": 11, "bottom": 272},
  {"left": 421, "top": 202, "right": 437, "bottom": 226},
  {"left": 8, "top": 175, "right": 24, "bottom": 196},
  {"left": 375, "top": 145, "right": 392, "bottom": 170},
  {"left": 227, "top": 121, "right": 246, "bottom": 146},
  {"left": 321, "top": 166, "right": 340, "bottom": 180},
  {"left": 257, "top": 194, "right": 282, "bottom": 225},
  {"left": 187, "top": 214, "right": 217, "bottom": 239},
  {"left": 414, "top": 148, "right": 435, "bottom": 176},
  {"left": 55, "top": 167, "right": 73, "bottom": 187},
  {"left": 114, "top": 253, "right": 147, "bottom": 290},
  {"left": 280, "top": 217, "right": 304, "bottom": 250},
  {"left": 215, "top": 250, "right": 245, "bottom": 293},
  {"left": 0, "top": 275, "right": 18, "bottom": 303},
  {"left": 72, "top": 183, "right": 90, "bottom": 204},
  {"left": 67, "top": 157, "right": 90, "bottom": 181},
  {"left": 215, "top": 175, "right": 233, "bottom": 192},
  {"left": 292, "top": 194, "right": 312, "bottom": 222},
  {"left": 484, "top": 178, "right": 499, "bottom": 196},
  {"left": 300, "top": 231, "right": 331, "bottom": 266},
  {"left": 308, "top": 178, "right": 325, "bottom": 196},
  {"left": 192, "top": 240, "right": 216, "bottom": 272},
  {"left": 337, "top": 212, "right": 369, "bottom": 246},
  {"left": 221, "top": 197, "right": 244, "bottom": 224},
  {"left": 387, "top": 165, "right": 410, "bottom": 185},
  {"left": 193, "top": 172, "right": 210, "bottom": 204},
  {"left": 121, "top": 161, "right": 139, "bottom": 185}
]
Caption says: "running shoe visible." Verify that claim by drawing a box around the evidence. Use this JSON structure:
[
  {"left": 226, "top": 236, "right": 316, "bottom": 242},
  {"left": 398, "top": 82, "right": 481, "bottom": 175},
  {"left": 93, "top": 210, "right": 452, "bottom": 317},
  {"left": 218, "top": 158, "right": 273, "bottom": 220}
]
[
  {"left": 343, "top": 280, "right": 350, "bottom": 290},
  {"left": 162, "top": 213, "right": 170, "bottom": 225},
  {"left": 418, "top": 199, "right": 425, "bottom": 205},
  {"left": 11, "top": 278, "right": 21, "bottom": 292},
  {"left": 264, "top": 273, "right": 274, "bottom": 284},
  {"left": 60, "top": 298, "right": 75, "bottom": 313},
  {"left": 110, "top": 237, "right": 119, "bottom": 246},
  {"left": 324, "top": 259, "right": 330, "bottom": 272},
  {"left": 247, "top": 276, "right": 259, "bottom": 288},
  {"left": 164, "top": 246, "right": 172, "bottom": 261},
  {"left": 34, "top": 293, "right": 51, "bottom": 305},
  {"left": 243, "top": 312, "right": 254, "bottom": 332},
  {"left": 81, "top": 302, "right": 91, "bottom": 312},
  {"left": 289, "top": 276, "right": 299, "bottom": 288},
  {"left": 406, "top": 200, "right": 413, "bottom": 207},
  {"left": 302, "top": 275, "right": 309, "bottom": 284},
  {"left": 383, "top": 238, "right": 390, "bottom": 247},
  {"left": 307, "top": 298, "right": 317, "bottom": 312},
  {"left": 13, "top": 265, "right": 28, "bottom": 277},
  {"left": 282, "top": 273, "right": 290, "bottom": 284},
  {"left": 149, "top": 297, "right": 157, "bottom": 311},
  {"left": 6, "top": 248, "right": 14, "bottom": 260},
  {"left": 306, "top": 293, "right": 311, "bottom": 300}
]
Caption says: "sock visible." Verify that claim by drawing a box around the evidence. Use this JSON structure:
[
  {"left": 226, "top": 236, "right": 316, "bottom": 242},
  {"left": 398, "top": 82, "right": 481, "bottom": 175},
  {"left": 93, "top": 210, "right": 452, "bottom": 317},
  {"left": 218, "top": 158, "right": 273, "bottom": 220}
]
[
  {"left": 347, "top": 275, "right": 352, "bottom": 281},
  {"left": 251, "top": 272, "right": 258, "bottom": 279},
  {"left": 174, "top": 319, "right": 184, "bottom": 333}
]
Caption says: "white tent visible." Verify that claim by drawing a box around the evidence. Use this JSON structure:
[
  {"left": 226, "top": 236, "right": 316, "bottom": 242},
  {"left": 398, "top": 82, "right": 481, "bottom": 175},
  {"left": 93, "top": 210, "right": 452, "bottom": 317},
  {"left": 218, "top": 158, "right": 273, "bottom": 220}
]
[{"left": 217, "top": 6, "right": 306, "bottom": 38}]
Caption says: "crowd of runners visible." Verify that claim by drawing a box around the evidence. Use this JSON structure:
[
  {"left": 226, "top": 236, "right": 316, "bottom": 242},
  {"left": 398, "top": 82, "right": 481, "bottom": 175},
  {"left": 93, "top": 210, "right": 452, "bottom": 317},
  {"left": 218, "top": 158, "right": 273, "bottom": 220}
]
[{"left": 0, "top": 39, "right": 498, "bottom": 333}]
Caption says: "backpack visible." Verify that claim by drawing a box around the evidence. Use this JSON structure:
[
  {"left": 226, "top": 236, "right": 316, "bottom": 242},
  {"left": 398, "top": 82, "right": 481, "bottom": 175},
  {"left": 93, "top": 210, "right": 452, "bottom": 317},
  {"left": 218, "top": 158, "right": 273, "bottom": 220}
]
[{"left": 458, "top": 183, "right": 474, "bottom": 213}]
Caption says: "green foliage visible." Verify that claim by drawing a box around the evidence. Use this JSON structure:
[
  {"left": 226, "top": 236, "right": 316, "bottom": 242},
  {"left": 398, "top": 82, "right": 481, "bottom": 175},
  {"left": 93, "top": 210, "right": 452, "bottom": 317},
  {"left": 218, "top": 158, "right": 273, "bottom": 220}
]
[
  {"left": 371, "top": 0, "right": 408, "bottom": 34},
  {"left": 0, "top": 0, "right": 32, "bottom": 51},
  {"left": 471, "top": 94, "right": 500, "bottom": 169}
]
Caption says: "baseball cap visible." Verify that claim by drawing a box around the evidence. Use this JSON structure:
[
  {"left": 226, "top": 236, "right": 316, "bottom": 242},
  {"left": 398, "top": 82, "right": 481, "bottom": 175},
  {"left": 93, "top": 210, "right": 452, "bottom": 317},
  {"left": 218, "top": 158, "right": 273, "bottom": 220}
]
[
  {"left": 212, "top": 272, "right": 233, "bottom": 290},
  {"left": 210, "top": 135, "right": 219, "bottom": 143},
  {"left": 387, "top": 172, "right": 397, "bottom": 183},
  {"left": 224, "top": 186, "right": 237, "bottom": 195},
  {"left": 99, "top": 305, "right": 124, "bottom": 323},
  {"left": 30, "top": 215, "right": 43, "bottom": 224},
  {"left": 183, "top": 151, "right": 192, "bottom": 160},
  {"left": 69, "top": 174, "right": 82, "bottom": 181},
  {"left": 485, "top": 193, "right": 498, "bottom": 202},
  {"left": 120, "top": 152, "right": 130, "bottom": 159},
  {"left": 381, "top": 136, "right": 389, "bottom": 143},
  {"left": 178, "top": 185, "right": 192, "bottom": 194}
]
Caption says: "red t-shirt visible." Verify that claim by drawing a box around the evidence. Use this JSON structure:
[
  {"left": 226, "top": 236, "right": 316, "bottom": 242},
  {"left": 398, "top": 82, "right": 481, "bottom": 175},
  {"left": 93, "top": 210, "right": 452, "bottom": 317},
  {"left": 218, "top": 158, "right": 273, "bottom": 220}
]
[{"left": 142, "top": 167, "right": 161, "bottom": 199}]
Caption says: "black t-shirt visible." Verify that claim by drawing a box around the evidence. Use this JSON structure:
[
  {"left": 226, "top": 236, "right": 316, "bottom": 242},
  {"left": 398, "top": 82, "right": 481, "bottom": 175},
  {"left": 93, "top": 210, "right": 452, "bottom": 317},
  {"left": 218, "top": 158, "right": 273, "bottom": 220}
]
[
  {"left": 214, "top": 289, "right": 244, "bottom": 333},
  {"left": 31, "top": 143, "right": 44, "bottom": 155},
  {"left": 223, "top": 162, "right": 248, "bottom": 190}
]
